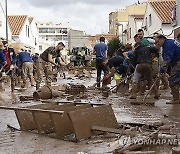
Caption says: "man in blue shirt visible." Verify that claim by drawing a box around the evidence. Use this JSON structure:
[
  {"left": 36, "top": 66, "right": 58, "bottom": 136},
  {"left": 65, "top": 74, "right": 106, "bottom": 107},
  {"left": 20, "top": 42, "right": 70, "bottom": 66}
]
[
  {"left": 94, "top": 36, "right": 109, "bottom": 87},
  {"left": 18, "top": 49, "right": 34, "bottom": 88},
  {"left": 155, "top": 34, "right": 180, "bottom": 104}
]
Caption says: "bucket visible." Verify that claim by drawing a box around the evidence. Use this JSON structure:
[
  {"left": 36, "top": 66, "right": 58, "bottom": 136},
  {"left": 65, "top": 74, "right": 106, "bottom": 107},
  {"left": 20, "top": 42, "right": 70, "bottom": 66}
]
[{"left": 33, "top": 86, "right": 53, "bottom": 100}]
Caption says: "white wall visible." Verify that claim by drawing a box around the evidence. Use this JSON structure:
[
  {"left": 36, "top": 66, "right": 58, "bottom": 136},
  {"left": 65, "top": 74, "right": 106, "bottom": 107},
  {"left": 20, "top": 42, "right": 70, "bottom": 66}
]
[
  {"left": 18, "top": 18, "right": 35, "bottom": 51},
  {"left": 161, "top": 24, "right": 174, "bottom": 39},
  {"left": 128, "top": 16, "right": 143, "bottom": 44},
  {"left": 117, "top": 22, "right": 127, "bottom": 44},
  {"left": 39, "top": 42, "right": 51, "bottom": 54},
  {"left": 29, "top": 19, "right": 39, "bottom": 53},
  {"left": 142, "top": 3, "right": 162, "bottom": 37}
]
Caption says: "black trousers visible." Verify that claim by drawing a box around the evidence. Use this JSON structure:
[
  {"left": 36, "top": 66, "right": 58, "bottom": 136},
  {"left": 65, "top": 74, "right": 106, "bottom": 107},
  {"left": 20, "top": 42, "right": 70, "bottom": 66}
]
[{"left": 96, "top": 59, "right": 109, "bottom": 87}]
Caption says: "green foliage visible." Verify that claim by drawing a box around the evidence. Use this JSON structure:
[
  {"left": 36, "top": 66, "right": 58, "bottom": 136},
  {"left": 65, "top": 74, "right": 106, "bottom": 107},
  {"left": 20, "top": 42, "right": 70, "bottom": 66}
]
[{"left": 107, "top": 37, "right": 122, "bottom": 57}]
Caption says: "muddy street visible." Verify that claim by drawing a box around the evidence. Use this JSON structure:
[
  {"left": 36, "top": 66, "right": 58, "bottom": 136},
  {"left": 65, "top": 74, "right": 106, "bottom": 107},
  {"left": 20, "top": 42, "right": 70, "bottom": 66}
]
[{"left": 0, "top": 71, "right": 179, "bottom": 154}]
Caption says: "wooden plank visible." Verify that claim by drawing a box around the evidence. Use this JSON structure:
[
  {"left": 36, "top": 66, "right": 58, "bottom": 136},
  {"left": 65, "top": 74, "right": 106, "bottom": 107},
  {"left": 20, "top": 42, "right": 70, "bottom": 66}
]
[
  {"left": 32, "top": 104, "right": 75, "bottom": 134},
  {"left": 91, "top": 126, "right": 123, "bottom": 134},
  {"left": 15, "top": 110, "right": 37, "bottom": 131},
  {"left": 51, "top": 104, "right": 92, "bottom": 139},
  {"left": 68, "top": 105, "right": 119, "bottom": 142}
]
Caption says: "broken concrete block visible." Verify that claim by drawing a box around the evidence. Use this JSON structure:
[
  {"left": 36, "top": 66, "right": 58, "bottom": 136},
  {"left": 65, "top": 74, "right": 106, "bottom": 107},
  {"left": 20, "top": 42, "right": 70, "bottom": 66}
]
[{"left": 67, "top": 95, "right": 74, "bottom": 101}]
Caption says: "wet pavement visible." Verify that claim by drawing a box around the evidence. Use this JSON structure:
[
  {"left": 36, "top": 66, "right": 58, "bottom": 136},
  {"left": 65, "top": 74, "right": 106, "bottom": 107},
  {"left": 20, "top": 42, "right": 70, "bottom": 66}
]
[{"left": 0, "top": 71, "right": 180, "bottom": 154}]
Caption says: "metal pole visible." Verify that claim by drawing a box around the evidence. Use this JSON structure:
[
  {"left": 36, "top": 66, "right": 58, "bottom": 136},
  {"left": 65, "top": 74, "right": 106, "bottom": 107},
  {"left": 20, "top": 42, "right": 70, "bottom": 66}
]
[
  {"left": 121, "top": 24, "right": 123, "bottom": 45},
  {"left": 5, "top": 0, "right": 8, "bottom": 42}
]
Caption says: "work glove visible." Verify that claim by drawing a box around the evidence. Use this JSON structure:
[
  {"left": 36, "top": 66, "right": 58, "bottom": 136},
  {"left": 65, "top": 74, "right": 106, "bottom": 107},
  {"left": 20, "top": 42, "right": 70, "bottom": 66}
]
[{"left": 160, "top": 60, "right": 169, "bottom": 74}]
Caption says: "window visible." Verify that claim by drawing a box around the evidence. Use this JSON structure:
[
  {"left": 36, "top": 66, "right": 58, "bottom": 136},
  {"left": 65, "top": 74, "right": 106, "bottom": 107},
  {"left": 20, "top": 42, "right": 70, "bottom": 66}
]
[
  {"left": 149, "top": 14, "right": 152, "bottom": 27},
  {"left": 35, "top": 38, "right": 37, "bottom": 45},
  {"left": 27, "top": 26, "right": 29, "bottom": 37},
  {"left": 48, "top": 28, "right": 55, "bottom": 33},
  {"left": 39, "top": 28, "right": 48, "bottom": 33},
  {"left": 26, "top": 25, "right": 30, "bottom": 37},
  {"left": 39, "top": 45, "right": 42, "bottom": 51}
]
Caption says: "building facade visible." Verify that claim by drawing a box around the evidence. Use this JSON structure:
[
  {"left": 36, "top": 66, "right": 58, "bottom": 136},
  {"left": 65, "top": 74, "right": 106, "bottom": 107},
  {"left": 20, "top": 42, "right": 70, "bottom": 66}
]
[
  {"left": 127, "top": 15, "right": 144, "bottom": 43},
  {"left": 37, "top": 22, "right": 70, "bottom": 48},
  {"left": 142, "top": 0, "right": 176, "bottom": 38},
  {"left": 8, "top": 15, "right": 39, "bottom": 53},
  {"left": 109, "top": 2, "right": 146, "bottom": 44},
  {"left": 68, "top": 29, "right": 91, "bottom": 51}
]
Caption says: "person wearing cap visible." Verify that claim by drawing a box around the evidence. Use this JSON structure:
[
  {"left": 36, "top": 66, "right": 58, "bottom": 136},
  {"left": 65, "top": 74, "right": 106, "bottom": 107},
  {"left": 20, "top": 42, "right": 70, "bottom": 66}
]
[{"left": 36, "top": 42, "right": 66, "bottom": 89}]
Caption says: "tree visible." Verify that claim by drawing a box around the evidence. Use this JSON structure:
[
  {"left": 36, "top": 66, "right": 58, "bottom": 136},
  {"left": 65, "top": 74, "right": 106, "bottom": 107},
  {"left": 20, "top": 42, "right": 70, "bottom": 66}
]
[{"left": 107, "top": 37, "right": 122, "bottom": 57}]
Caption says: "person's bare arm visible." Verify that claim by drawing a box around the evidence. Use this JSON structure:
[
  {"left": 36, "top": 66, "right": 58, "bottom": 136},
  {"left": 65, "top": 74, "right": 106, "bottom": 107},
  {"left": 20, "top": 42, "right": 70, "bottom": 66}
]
[
  {"left": 105, "top": 50, "right": 108, "bottom": 59},
  {"left": 56, "top": 57, "right": 66, "bottom": 66},
  {"left": 122, "top": 52, "right": 129, "bottom": 59},
  {"left": 48, "top": 54, "right": 58, "bottom": 66}
]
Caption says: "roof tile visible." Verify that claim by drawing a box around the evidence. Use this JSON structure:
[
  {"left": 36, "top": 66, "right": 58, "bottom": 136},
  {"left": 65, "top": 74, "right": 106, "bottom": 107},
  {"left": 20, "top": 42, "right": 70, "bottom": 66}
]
[
  {"left": 8, "top": 15, "right": 27, "bottom": 35},
  {"left": 149, "top": 0, "right": 176, "bottom": 23}
]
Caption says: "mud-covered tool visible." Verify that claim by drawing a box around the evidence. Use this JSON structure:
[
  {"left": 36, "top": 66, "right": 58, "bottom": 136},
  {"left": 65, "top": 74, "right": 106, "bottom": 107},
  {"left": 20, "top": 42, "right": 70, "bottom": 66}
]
[{"left": 130, "top": 77, "right": 159, "bottom": 105}]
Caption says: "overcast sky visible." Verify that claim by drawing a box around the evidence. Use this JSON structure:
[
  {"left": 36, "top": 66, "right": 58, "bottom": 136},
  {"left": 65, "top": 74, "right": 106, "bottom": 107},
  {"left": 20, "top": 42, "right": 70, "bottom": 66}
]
[{"left": 5, "top": 0, "right": 145, "bottom": 35}]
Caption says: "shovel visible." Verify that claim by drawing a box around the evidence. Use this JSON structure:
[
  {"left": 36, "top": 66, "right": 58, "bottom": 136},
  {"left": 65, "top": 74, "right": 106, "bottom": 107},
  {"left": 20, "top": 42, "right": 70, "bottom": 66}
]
[{"left": 130, "top": 77, "right": 159, "bottom": 105}]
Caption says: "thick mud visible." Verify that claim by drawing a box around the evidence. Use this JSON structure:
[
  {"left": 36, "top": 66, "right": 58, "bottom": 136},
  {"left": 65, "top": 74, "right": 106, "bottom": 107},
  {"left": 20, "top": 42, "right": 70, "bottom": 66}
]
[{"left": 0, "top": 72, "right": 179, "bottom": 154}]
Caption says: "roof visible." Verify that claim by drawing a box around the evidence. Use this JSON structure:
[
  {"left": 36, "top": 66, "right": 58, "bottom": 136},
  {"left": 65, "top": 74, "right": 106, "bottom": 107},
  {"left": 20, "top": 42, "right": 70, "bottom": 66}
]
[
  {"left": 129, "top": 15, "right": 144, "bottom": 19},
  {"left": 8, "top": 15, "right": 28, "bottom": 35},
  {"left": 28, "top": 17, "right": 34, "bottom": 24},
  {"left": 149, "top": 0, "right": 176, "bottom": 23}
]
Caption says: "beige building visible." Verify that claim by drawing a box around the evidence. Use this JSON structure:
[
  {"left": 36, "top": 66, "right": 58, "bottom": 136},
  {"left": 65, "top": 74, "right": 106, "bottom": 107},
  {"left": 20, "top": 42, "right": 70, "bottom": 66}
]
[{"left": 109, "top": 2, "right": 147, "bottom": 43}]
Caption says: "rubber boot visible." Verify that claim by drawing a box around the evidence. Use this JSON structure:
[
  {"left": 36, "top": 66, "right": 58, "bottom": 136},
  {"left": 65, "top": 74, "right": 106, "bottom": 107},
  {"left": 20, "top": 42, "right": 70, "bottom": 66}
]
[
  {"left": 139, "top": 81, "right": 146, "bottom": 96},
  {"left": 167, "top": 86, "right": 180, "bottom": 104},
  {"left": 0, "top": 81, "right": 5, "bottom": 92},
  {"left": 97, "top": 77, "right": 101, "bottom": 88},
  {"left": 36, "top": 83, "right": 40, "bottom": 90},
  {"left": 63, "top": 72, "right": 66, "bottom": 79},
  {"left": 29, "top": 75, "right": 34, "bottom": 86},
  {"left": 130, "top": 83, "right": 139, "bottom": 99},
  {"left": 160, "top": 74, "right": 169, "bottom": 90},
  {"left": 153, "top": 83, "right": 160, "bottom": 99},
  {"left": 21, "top": 78, "right": 27, "bottom": 88}
]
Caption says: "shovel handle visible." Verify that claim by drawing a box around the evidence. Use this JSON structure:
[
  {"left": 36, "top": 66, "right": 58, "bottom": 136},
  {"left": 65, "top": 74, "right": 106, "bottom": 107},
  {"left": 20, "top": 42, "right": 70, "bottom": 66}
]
[{"left": 0, "top": 106, "right": 64, "bottom": 114}]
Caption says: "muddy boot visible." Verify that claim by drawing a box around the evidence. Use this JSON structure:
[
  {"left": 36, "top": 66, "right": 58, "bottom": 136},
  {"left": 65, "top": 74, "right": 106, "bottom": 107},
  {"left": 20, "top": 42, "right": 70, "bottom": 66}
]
[
  {"left": 36, "top": 83, "right": 40, "bottom": 90},
  {"left": 63, "top": 73, "right": 66, "bottom": 79},
  {"left": 139, "top": 81, "right": 146, "bottom": 96},
  {"left": 167, "top": 86, "right": 180, "bottom": 104},
  {"left": 97, "top": 77, "right": 101, "bottom": 88},
  {"left": 130, "top": 83, "right": 139, "bottom": 99},
  {"left": 0, "top": 81, "right": 5, "bottom": 92},
  {"left": 21, "top": 78, "right": 27, "bottom": 88},
  {"left": 153, "top": 84, "right": 160, "bottom": 99},
  {"left": 160, "top": 74, "right": 169, "bottom": 90},
  {"left": 29, "top": 75, "right": 34, "bottom": 87}
]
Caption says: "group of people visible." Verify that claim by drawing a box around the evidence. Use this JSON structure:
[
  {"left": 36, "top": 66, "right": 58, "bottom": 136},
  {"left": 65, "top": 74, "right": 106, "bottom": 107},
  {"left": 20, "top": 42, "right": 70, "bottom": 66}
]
[
  {"left": 94, "top": 30, "right": 180, "bottom": 104},
  {"left": 0, "top": 30, "right": 180, "bottom": 104},
  {"left": 0, "top": 41, "right": 67, "bottom": 92}
]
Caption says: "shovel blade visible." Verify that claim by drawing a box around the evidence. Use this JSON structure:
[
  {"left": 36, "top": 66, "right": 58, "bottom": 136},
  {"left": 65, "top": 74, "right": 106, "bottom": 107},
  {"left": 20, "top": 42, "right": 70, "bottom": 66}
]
[{"left": 116, "top": 82, "right": 129, "bottom": 95}]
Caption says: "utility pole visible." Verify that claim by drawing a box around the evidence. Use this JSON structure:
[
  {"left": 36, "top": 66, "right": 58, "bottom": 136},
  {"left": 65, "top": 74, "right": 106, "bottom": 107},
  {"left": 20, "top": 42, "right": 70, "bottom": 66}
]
[{"left": 5, "top": 0, "right": 8, "bottom": 42}]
